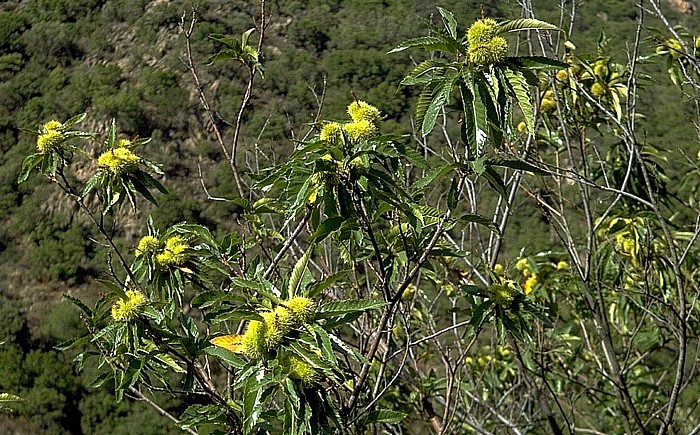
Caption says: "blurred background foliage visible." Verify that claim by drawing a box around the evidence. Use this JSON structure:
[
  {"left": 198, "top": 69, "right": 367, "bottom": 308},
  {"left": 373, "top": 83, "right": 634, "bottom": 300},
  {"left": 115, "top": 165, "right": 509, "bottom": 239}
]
[{"left": 0, "top": 0, "right": 697, "bottom": 433}]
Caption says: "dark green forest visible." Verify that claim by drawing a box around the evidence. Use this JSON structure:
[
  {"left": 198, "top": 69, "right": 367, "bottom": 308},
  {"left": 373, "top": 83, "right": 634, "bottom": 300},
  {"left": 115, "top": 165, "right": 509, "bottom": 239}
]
[{"left": 0, "top": 0, "right": 698, "bottom": 433}]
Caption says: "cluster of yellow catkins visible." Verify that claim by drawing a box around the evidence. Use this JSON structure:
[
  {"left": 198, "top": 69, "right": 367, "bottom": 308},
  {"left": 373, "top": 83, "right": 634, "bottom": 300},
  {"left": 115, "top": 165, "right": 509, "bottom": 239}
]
[
  {"left": 36, "top": 120, "right": 65, "bottom": 153},
  {"left": 240, "top": 297, "right": 319, "bottom": 386},
  {"left": 467, "top": 18, "right": 508, "bottom": 66},
  {"left": 111, "top": 290, "right": 147, "bottom": 322},
  {"left": 516, "top": 258, "right": 538, "bottom": 295},
  {"left": 97, "top": 139, "right": 141, "bottom": 176},
  {"left": 241, "top": 297, "right": 315, "bottom": 360},
  {"left": 135, "top": 234, "right": 190, "bottom": 268},
  {"left": 319, "top": 100, "right": 381, "bottom": 143}
]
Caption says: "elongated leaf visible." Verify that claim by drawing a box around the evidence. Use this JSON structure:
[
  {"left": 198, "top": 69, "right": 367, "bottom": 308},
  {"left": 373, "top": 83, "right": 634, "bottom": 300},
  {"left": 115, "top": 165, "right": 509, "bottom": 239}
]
[
  {"left": 204, "top": 306, "right": 264, "bottom": 324},
  {"left": 306, "top": 271, "right": 349, "bottom": 298},
  {"left": 288, "top": 245, "right": 313, "bottom": 297},
  {"left": 388, "top": 36, "right": 452, "bottom": 54},
  {"left": 80, "top": 173, "right": 103, "bottom": 198},
  {"left": 18, "top": 154, "right": 43, "bottom": 183},
  {"left": 308, "top": 216, "right": 344, "bottom": 243},
  {"left": 507, "top": 56, "right": 568, "bottom": 70},
  {"left": 497, "top": 18, "right": 559, "bottom": 34},
  {"left": 204, "top": 346, "right": 246, "bottom": 368},
  {"left": 415, "top": 85, "right": 436, "bottom": 133},
  {"left": 317, "top": 299, "right": 386, "bottom": 318},
  {"left": 422, "top": 72, "right": 458, "bottom": 137},
  {"left": 400, "top": 60, "right": 447, "bottom": 86},
  {"left": 489, "top": 157, "right": 548, "bottom": 175},
  {"left": 459, "top": 82, "right": 477, "bottom": 156},
  {"left": 455, "top": 213, "right": 500, "bottom": 234},
  {"left": 240, "top": 28, "right": 256, "bottom": 47},
  {"left": 63, "top": 112, "right": 87, "bottom": 127},
  {"left": 413, "top": 164, "right": 457, "bottom": 191},
  {"left": 205, "top": 50, "right": 242, "bottom": 65},
  {"left": 230, "top": 278, "right": 281, "bottom": 303},
  {"left": 63, "top": 295, "right": 95, "bottom": 319},
  {"left": 437, "top": 6, "right": 457, "bottom": 39},
  {"left": 191, "top": 290, "right": 243, "bottom": 309},
  {"left": 482, "top": 166, "right": 507, "bottom": 198},
  {"left": 96, "top": 279, "right": 127, "bottom": 299},
  {"left": 504, "top": 68, "right": 535, "bottom": 135},
  {"left": 365, "top": 409, "right": 408, "bottom": 424}
]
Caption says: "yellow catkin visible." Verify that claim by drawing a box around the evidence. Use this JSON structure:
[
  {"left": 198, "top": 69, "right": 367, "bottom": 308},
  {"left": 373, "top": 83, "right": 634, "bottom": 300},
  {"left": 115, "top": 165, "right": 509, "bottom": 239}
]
[
  {"left": 155, "top": 236, "right": 188, "bottom": 267},
  {"left": 241, "top": 320, "right": 267, "bottom": 360},
  {"left": 135, "top": 235, "right": 159, "bottom": 257},
  {"left": 111, "top": 290, "right": 147, "bottom": 322},
  {"left": 286, "top": 353, "right": 321, "bottom": 387},
  {"left": 344, "top": 119, "right": 378, "bottom": 142},
  {"left": 347, "top": 101, "right": 381, "bottom": 125},
  {"left": 37, "top": 130, "right": 64, "bottom": 153},
  {"left": 467, "top": 19, "right": 507, "bottom": 66},
  {"left": 319, "top": 122, "right": 343, "bottom": 142},
  {"left": 97, "top": 147, "right": 141, "bottom": 175}
]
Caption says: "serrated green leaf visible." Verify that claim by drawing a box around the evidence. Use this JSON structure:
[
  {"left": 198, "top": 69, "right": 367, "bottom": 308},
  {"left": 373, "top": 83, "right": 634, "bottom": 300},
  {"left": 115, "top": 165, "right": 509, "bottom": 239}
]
[
  {"left": 415, "top": 85, "right": 436, "bottom": 133},
  {"left": 96, "top": 279, "right": 127, "bottom": 299},
  {"left": 497, "top": 18, "right": 559, "bottom": 34},
  {"left": 204, "top": 346, "right": 247, "bottom": 368},
  {"left": 288, "top": 245, "right": 314, "bottom": 297},
  {"left": 482, "top": 166, "right": 507, "bottom": 199},
  {"left": 308, "top": 216, "right": 344, "bottom": 243},
  {"left": 18, "top": 154, "right": 43, "bottom": 183},
  {"left": 400, "top": 60, "right": 447, "bottom": 86},
  {"left": 436, "top": 6, "right": 457, "bottom": 39},
  {"left": 413, "top": 164, "right": 457, "bottom": 191},
  {"left": 506, "top": 56, "right": 568, "bottom": 70},
  {"left": 365, "top": 409, "right": 408, "bottom": 424},
  {"left": 455, "top": 213, "right": 500, "bottom": 234},
  {"left": 488, "top": 157, "right": 548, "bottom": 175},
  {"left": 422, "top": 72, "right": 458, "bottom": 137},
  {"left": 306, "top": 270, "right": 349, "bottom": 298},
  {"left": 504, "top": 68, "right": 535, "bottom": 135},
  {"left": 388, "top": 36, "right": 452, "bottom": 54}
]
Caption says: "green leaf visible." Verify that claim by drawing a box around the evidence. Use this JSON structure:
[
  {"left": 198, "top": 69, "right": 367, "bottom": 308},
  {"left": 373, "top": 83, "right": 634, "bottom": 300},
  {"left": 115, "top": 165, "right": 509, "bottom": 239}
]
[
  {"left": 63, "top": 112, "right": 87, "bottom": 127},
  {"left": 62, "top": 294, "right": 93, "bottom": 317},
  {"left": 413, "top": 164, "right": 457, "bottom": 191},
  {"left": 18, "top": 154, "right": 43, "bottom": 183},
  {"left": 316, "top": 299, "right": 387, "bottom": 318},
  {"left": 436, "top": 7, "right": 457, "bottom": 39},
  {"left": 288, "top": 245, "right": 314, "bottom": 297},
  {"left": 388, "top": 36, "right": 452, "bottom": 54},
  {"left": 240, "top": 28, "right": 256, "bottom": 47},
  {"left": 306, "top": 271, "right": 349, "bottom": 298},
  {"left": 365, "top": 409, "right": 408, "bottom": 424},
  {"left": 422, "top": 71, "right": 458, "bottom": 137},
  {"left": 497, "top": 18, "right": 559, "bottom": 34},
  {"left": 400, "top": 60, "right": 447, "bottom": 86},
  {"left": 507, "top": 56, "right": 568, "bottom": 70},
  {"left": 191, "top": 290, "right": 243, "bottom": 309},
  {"left": 447, "top": 175, "right": 458, "bottom": 210},
  {"left": 483, "top": 166, "right": 507, "bottom": 198},
  {"left": 504, "top": 68, "right": 535, "bottom": 135},
  {"left": 204, "top": 346, "right": 246, "bottom": 368},
  {"left": 308, "top": 216, "right": 344, "bottom": 243},
  {"left": 415, "top": 85, "right": 436, "bottom": 133},
  {"left": 204, "top": 307, "right": 264, "bottom": 324},
  {"left": 96, "top": 278, "right": 127, "bottom": 299},
  {"left": 488, "top": 157, "right": 548, "bottom": 175},
  {"left": 80, "top": 173, "right": 103, "bottom": 198},
  {"left": 455, "top": 213, "right": 500, "bottom": 234}
]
